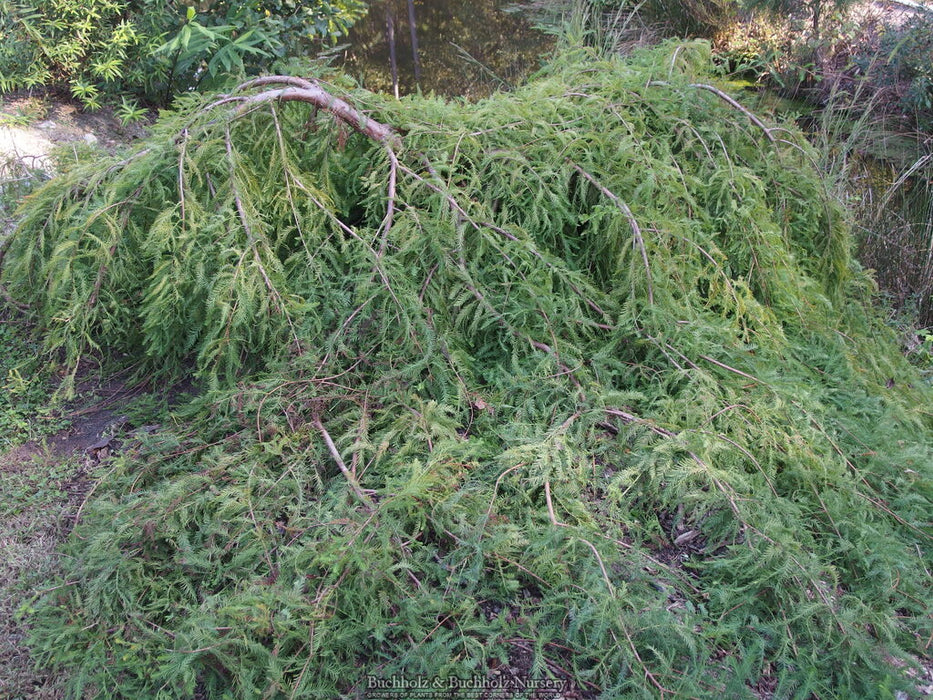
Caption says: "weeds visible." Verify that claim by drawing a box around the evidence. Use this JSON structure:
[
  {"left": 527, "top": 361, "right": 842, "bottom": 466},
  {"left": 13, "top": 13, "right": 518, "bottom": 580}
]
[
  {"left": 0, "top": 315, "right": 72, "bottom": 700},
  {"left": 0, "top": 318, "right": 65, "bottom": 449}
]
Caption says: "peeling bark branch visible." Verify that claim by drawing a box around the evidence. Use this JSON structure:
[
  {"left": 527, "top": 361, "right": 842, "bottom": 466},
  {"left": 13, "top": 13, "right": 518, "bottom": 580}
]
[{"left": 210, "top": 76, "right": 402, "bottom": 149}]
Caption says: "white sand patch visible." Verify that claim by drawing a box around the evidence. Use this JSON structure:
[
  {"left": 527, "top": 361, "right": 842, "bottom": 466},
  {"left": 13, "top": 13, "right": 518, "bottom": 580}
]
[{"left": 0, "top": 126, "right": 56, "bottom": 173}]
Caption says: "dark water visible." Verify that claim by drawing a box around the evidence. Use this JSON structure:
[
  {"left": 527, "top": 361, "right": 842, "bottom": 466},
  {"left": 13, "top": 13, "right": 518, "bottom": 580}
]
[{"left": 337, "top": 0, "right": 554, "bottom": 99}]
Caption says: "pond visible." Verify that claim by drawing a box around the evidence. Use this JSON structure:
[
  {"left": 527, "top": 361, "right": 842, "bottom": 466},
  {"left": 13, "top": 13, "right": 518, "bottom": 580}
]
[{"left": 336, "top": 0, "right": 555, "bottom": 99}]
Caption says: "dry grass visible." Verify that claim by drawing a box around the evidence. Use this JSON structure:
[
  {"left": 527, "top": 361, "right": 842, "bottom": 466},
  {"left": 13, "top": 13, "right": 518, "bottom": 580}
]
[
  {"left": 0, "top": 368, "right": 134, "bottom": 699},
  {"left": 0, "top": 455, "right": 72, "bottom": 700}
]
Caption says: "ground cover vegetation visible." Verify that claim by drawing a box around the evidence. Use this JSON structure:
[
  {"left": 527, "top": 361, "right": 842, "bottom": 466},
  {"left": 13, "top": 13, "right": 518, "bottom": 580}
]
[
  {"left": 1, "top": 35, "right": 931, "bottom": 697},
  {"left": 0, "top": 314, "right": 64, "bottom": 448}
]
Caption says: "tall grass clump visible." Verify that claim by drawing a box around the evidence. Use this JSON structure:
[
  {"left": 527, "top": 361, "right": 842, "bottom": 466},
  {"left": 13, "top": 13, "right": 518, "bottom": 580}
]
[
  {"left": 855, "top": 150, "right": 933, "bottom": 324},
  {"left": 800, "top": 72, "right": 933, "bottom": 327},
  {"left": 2, "top": 40, "right": 931, "bottom": 698}
]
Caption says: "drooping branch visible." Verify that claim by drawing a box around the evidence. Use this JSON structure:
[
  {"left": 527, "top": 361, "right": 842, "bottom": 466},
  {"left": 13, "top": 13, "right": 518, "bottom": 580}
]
[
  {"left": 572, "top": 164, "right": 654, "bottom": 305},
  {"left": 647, "top": 81, "right": 775, "bottom": 143},
  {"left": 208, "top": 76, "right": 402, "bottom": 149},
  {"left": 688, "top": 83, "right": 775, "bottom": 144}
]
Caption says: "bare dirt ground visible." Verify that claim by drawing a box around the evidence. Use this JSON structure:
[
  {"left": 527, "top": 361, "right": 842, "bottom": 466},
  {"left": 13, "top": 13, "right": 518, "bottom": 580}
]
[{"left": 0, "top": 93, "right": 150, "bottom": 172}]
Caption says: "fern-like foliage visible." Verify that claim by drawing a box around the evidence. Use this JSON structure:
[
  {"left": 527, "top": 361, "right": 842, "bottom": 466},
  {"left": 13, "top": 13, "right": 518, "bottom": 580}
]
[{"left": 4, "top": 40, "right": 932, "bottom": 699}]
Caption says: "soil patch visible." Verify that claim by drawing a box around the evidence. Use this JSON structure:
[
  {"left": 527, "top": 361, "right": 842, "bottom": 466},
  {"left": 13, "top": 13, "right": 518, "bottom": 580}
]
[{"left": 0, "top": 94, "right": 151, "bottom": 172}]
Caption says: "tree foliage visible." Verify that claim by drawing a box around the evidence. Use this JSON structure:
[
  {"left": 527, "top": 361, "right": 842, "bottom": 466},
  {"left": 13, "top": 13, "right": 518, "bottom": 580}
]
[
  {"left": 3, "top": 40, "right": 931, "bottom": 698},
  {"left": 0, "top": 0, "right": 366, "bottom": 106}
]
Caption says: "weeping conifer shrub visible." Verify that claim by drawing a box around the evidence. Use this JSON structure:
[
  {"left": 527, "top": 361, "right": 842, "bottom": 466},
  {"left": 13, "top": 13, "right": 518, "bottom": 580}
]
[{"left": 3, "top": 40, "right": 932, "bottom": 698}]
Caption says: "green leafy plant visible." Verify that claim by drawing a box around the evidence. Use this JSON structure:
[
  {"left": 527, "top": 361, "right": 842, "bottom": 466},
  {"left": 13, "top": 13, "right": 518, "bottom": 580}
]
[
  {"left": 115, "top": 96, "right": 149, "bottom": 126},
  {"left": 878, "top": 13, "right": 933, "bottom": 127},
  {"left": 4, "top": 41, "right": 931, "bottom": 698},
  {"left": 0, "top": 0, "right": 368, "bottom": 107},
  {"left": 0, "top": 0, "right": 143, "bottom": 106},
  {"left": 151, "top": 6, "right": 278, "bottom": 101}
]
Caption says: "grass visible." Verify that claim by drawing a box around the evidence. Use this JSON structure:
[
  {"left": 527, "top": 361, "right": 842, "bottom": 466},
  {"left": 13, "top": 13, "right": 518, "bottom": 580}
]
[
  {"left": 0, "top": 318, "right": 67, "bottom": 449},
  {"left": 0, "top": 314, "right": 168, "bottom": 699},
  {"left": 0, "top": 318, "right": 70, "bottom": 700}
]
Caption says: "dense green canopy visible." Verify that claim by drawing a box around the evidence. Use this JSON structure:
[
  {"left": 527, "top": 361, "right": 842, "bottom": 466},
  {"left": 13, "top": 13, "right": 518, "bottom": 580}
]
[{"left": 3, "top": 40, "right": 931, "bottom": 698}]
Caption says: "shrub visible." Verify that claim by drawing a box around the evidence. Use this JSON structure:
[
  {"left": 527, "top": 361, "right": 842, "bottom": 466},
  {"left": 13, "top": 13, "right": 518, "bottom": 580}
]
[
  {"left": 4, "top": 41, "right": 931, "bottom": 698},
  {"left": 0, "top": 0, "right": 367, "bottom": 107},
  {"left": 0, "top": 0, "right": 144, "bottom": 108}
]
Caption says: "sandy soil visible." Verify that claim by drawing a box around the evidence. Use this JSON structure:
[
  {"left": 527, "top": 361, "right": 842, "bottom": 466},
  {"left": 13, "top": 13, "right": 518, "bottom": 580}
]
[{"left": 0, "top": 95, "right": 150, "bottom": 173}]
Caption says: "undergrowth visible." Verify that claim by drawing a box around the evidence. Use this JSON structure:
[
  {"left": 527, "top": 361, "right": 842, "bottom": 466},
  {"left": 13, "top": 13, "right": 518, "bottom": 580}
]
[
  {"left": 2, "top": 40, "right": 931, "bottom": 698},
  {"left": 0, "top": 315, "right": 65, "bottom": 448}
]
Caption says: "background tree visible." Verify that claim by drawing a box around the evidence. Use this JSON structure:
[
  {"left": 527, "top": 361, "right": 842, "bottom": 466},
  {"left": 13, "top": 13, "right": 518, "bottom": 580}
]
[{"left": 744, "top": 0, "right": 854, "bottom": 48}]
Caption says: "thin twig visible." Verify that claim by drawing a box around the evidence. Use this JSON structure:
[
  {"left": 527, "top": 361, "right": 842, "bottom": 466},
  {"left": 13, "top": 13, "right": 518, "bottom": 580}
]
[
  {"left": 177, "top": 127, "right": 188, "bottom": 228},
  {"left": 312, "top": 415, "right": 374, "bottom": 509},
  {"left": 619, "top": 625, "right": 673, "bottom": 696},
  {"left": 87, "top": 243, "right": 118, "bottom": 309},
  {"left": 606, "top": 408, "right": 675, "bottom": 438},
  {"left": 486, "top": 463, "right": 525, "bottom": 521},
  {"left": 377, "top": 148, "right": 398, "bottom": 259},
  {"left": 224, "top": 126, "right": 279, "bottom": 300},
  {"left": 699, "top": 354, "right": 761, "bottom": 383},
  {"left": 574, "top": 535, "right": 615, "bottom": 598},
  {"left": 544, "top": 480, "right": 560, "bottom": 526}
]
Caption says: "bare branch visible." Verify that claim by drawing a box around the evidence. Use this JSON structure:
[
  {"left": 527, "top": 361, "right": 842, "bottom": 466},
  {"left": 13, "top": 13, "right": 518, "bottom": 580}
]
[
  {"left": 647, "top": 81, "right": 774, "bottom": 143},
  {"left": 689, "top": 83, "right": 775, "bottom": 143},
  {"left": 312, "top": 415, "right": 375, "bottom": 509},
  {"left": 208, "top": 77, "right": 402, "bottom": 149},
  {"left": 571, "top": 164, "right": 654, "bottom": 304},
  {"left": 377, "top": 148, "right": 399, "bottom": 259}
]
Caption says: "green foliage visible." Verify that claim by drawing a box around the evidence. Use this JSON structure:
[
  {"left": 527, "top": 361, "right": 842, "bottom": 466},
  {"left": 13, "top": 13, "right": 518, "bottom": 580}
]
[
  {"left": 742, "top": 0, "right": 854, "bottom": 42},
  {"left": 0, "top": 451, "right": 73, "bottom": 515},
  {"left": 0, "top": 0, "right": 144, "bottom": 104},
  {"left": 0, "top": 315, "right": 64, "bottom": 447},
  {"left": 871, "top": 13, "right": 933, "bottom": 127},
  {"left": 716, "top": 4, "right": 933, "bottom": 130},
  {"left": 115, "top": 96, "right": 149, "bottom": 126},
  {"left": 4, "top": 41, "right": 932, "bottom": 698},
  {"left": 0, "top": 0, "right": 367, "bottom": 107}
]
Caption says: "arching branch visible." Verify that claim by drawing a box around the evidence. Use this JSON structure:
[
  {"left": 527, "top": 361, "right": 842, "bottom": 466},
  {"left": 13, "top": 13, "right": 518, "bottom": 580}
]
[{"left": 208, "top": 76, "right": 402, "bottom": 148}]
